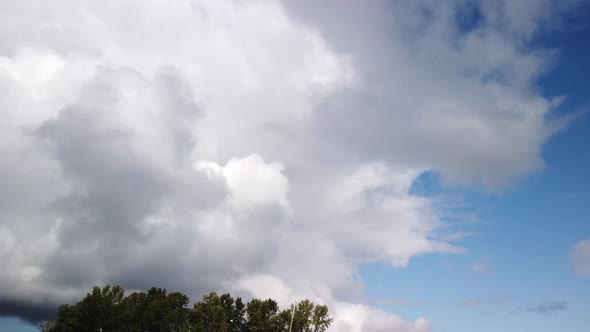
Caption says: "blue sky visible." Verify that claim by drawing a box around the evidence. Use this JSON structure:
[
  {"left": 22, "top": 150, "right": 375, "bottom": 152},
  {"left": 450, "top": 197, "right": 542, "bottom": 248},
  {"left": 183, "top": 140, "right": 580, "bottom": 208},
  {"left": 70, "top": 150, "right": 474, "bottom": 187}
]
[
  {"left": 1, "top": 1, "right": 590, "bottom": 331},
  {"left": 359, "top": 7, "right": 590, "bottom": 331},
  {"left": 0, "top": 317, "right": 36, "bottom": 332}
]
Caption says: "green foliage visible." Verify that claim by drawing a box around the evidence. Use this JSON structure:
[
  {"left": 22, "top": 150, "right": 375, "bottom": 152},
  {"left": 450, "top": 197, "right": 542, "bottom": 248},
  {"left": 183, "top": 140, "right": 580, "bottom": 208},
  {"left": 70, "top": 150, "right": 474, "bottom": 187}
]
[
  {"left": 54, "top": 303, "right": 81, "bottom": 331},
  {"left": 39, "top": 320, "right": 57, "bottom": 332},
  {"left": 281, "top": 300, "right": 333, "bottom": 332},
  {"left": 246, "top": 298, "right": 284, "bottom": 332},
  {"left": 77, "top": 285, "right": 125, "bottom": 331},
  {"left": 191, "top": 292, "right": 226, "bottom": 331},
  {"left": 311, "top": 304, "right": 332, "bottom": 332},
  {"left": 40, "top": 285, "right": 332, "bottom": 332}
]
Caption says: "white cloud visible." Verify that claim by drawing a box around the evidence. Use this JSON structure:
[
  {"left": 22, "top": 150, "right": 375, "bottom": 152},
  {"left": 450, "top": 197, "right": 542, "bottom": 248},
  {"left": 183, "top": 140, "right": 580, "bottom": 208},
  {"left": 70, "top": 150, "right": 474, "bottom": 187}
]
[
  {"left": 331, "top": 302, "right": 431, "bottom": 332},
  {"left": 209, "top": 154, "right": 290, "bottom": 211},
  {"left": 571, "top": 239, "right": 590, "bottom": 277},
  {"left": 0, "top": 0, "right": 579, "bottom": 330},
  {"left": 235, "top": 274, "right": 431, "bottom": 332}
]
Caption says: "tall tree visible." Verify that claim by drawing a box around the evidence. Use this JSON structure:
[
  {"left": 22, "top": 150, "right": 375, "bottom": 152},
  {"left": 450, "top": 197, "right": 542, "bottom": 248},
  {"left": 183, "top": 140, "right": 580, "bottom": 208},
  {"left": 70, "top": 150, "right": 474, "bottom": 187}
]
[
  {"left": 290, "top": 300, "right": 314, "bottom": 332},
  {"left": 191, "top": 292, "right": 227, "bottom": 332},
  {"left": 246, "top": 298, "right": 286, "bottom": 332},
  {"left": 167, "top": 291, "right": 190, "bottom": 331},
  {"left": 77, "top": 285, "right": 125, "bottom": 331},
  {"left": 284, "top": 301, "right": 333, "bottom": 332},
  {"left": 311, "top": 304, "right": 332, "bottom": 332},
  {"left": 40, "top": 285, "right": 332, "bottom": 332},
  {"left": 120, "top": 291, "right": 148, "bottom": 332}
]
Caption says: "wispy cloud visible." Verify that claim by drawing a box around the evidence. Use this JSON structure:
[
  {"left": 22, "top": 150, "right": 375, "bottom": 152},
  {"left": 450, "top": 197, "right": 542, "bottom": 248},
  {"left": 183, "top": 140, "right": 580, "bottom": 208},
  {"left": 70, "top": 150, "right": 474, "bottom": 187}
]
[
  {"left": 508, "top": 301, "right": 568, "bottom": 315},
  {"left": 571, "top": 239, "right": 590, "bottom": 277},
  {"left": 471, "top": 263, "right": 496, "bottom": 275},
  {"left": 563, "top": 191, "right": 590, "bottom": 200},
  {"left": 528, "top": 301, "right": 568, "bottom": 314}
]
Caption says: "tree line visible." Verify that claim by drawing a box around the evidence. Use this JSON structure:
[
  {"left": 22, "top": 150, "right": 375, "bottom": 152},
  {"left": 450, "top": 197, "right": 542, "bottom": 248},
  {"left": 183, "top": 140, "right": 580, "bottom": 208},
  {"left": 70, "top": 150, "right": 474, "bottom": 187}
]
[{"left": 39, "top": 285, "right": 333, "bottom": 332}]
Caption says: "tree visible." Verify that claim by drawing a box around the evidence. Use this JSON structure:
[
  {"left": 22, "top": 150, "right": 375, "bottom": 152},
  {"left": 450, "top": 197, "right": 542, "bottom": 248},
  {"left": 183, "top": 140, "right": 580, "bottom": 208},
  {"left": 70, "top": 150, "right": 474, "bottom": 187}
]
[
  {"left": 311, "top": 304, "right": 332, "bottom": 332},
  {"left": 39, "top": 320, "right": 57, "bottom": 332},
  {"left": 189, "top": 292, "right": 247, "bottom": 332},
  {"left": 43, "top": 303, "right": 82, "bottom": 331},
  {"left": 77, "top": 285, "right": 125, "bottom": 331},
  {"left": 291, "top": 300, "right": 314, "bottom": 332},
  {"left": 40, "top": 285, "right": 332, "bottom": 332},
  {"left": 167, "top": 291, "right": 190, "bottom": 331},
  {"left": 246, "top": 298, "right": 286, "bottom": 332},
  {"left": 284, "top": 301, "right": 333, "bottom": 332},
  {"left": 144, "top": 287, "right": 170, "bottom": 331},
  {"left": 191, "top": 292, "right": 228, "bottom": 332},
  {"left": 120, "top": 291, "right": 148, "bottom": 331},
  {"left": 230, "top": 296, "right": 247, "bottom": 332}
]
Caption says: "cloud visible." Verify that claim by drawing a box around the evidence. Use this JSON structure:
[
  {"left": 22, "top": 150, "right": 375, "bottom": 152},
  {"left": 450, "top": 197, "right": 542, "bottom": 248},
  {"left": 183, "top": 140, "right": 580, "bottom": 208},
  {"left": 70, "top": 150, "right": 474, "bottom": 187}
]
[
  {"left": 0, "top": 299, "right": 56, "bottom": 325},
  {"left": 571, "top": 239, "right": 590, "bottom": 277},
  {"left": 507, "top": 300, "right": 568, "bottom": 315},
  {"left": 335, "top": 305, "right": 431, "bottom": 332},
  {"left": 471, "top": 263, "right": 496, "bottom": 275},
  {"left": 0, "top": 0, "right": 582, "bottom": 330},
  {"left": 197, "top": 154, "right": 290, "bottom": 211},
  {"left": 528, "top": 301, "right": 568, "bottom": 314},
  {"left": 282, "top": 0, "right": 572, "bottom": 189}
]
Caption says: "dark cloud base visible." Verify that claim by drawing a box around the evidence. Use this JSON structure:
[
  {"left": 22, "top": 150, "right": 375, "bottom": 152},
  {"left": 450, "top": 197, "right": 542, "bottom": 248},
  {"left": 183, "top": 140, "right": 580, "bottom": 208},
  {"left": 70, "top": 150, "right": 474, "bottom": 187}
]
[{"left": 0, "top": 299, "right": 56, "bottom": 324}]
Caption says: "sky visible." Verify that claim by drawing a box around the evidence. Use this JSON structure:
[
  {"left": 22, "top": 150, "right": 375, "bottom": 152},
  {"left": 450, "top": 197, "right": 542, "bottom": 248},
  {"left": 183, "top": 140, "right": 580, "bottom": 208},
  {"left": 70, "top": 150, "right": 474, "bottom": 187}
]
[{"left": 0, "top": 1, "right": 589, "bottom": 331}]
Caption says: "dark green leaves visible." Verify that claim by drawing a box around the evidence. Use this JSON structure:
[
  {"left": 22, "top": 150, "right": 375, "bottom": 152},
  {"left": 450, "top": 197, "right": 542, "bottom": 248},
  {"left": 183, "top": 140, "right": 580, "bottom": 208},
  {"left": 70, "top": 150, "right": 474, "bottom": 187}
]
[{"left": 41, "top": 285, "right": 332, "bottom": 332}]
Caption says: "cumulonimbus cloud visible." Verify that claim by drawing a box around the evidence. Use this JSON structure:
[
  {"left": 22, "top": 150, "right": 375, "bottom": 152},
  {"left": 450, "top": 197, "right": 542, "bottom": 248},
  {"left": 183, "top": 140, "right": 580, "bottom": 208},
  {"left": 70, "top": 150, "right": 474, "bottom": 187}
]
[{"left": 0, "top": 0, "right": 580, "bottom": 330}]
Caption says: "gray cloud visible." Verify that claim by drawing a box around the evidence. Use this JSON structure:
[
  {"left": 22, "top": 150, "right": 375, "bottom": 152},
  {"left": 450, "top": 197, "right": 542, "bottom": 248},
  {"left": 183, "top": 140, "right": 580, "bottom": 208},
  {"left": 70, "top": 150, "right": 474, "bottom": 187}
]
[
  {"left": 507, "top": 300, "right": 568, "bottom": 316},
  {"left": 285, "top": 0, "right": 567, "bottom": 189},
  {"left": 528, "top": 301, "right": 568, "bottom": 314},
  {"left": 33, "top": 68, "right": 230, "bottom": 292},
  {"left": 0, "top": 299, "right": 56, "bottom": 324}
]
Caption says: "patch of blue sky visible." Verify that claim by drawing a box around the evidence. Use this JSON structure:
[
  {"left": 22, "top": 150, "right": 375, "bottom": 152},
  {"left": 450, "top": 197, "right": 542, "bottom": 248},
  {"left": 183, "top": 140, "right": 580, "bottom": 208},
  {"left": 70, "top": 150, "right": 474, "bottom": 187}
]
[
  {"left": 360, "top": 11, "right": 590, "bottom": 330},
  {"left": 0, "top": 317, "right": 37, "bottom": 332}
]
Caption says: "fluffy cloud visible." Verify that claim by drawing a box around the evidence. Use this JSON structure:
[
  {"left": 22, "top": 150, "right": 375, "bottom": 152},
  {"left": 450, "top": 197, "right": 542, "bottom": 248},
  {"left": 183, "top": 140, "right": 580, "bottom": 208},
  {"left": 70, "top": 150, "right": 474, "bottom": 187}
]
[
  {"left": 284, "top": 0, "right": 570, "bottom": 188},
  {"left": 197, "top": 154, "right": 290, "bottom": 211},
  {"left": 0, "top": 0, "right": 578, "bottom": 330},
  {"left": 571, "top": 239, "right": 590, "bottom": 277}
]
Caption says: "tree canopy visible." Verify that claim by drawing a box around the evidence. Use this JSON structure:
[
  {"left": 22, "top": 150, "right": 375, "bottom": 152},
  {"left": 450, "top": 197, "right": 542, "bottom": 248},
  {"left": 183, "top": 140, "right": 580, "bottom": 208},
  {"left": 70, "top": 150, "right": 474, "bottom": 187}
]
[{"left": 40, "top": 285, "right": 332, "bottom": 332}]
